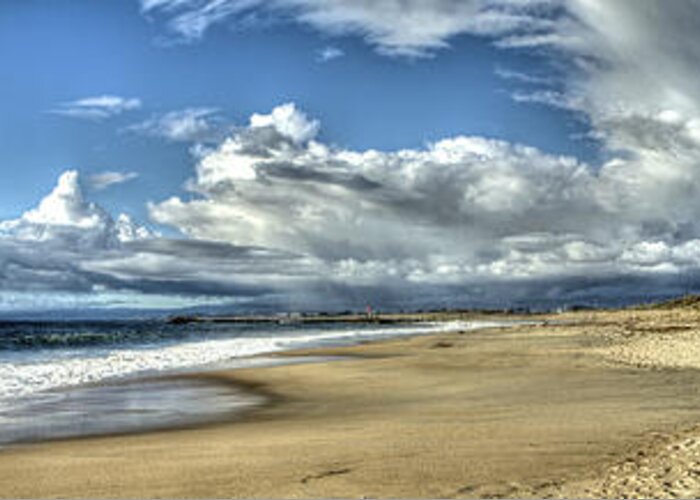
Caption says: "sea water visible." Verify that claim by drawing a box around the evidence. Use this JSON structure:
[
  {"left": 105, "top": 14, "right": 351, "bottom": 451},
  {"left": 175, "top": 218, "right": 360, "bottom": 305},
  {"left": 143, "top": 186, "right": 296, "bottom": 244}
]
[{"left": 0, "top": 319, "right": 506, "bottom": 445}]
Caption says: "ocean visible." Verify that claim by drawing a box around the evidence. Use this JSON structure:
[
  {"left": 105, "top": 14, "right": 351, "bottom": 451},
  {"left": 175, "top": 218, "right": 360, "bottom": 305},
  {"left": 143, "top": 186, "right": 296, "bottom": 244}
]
[{"left": 0, "top": 318, "right": 504, "bottom": 445}]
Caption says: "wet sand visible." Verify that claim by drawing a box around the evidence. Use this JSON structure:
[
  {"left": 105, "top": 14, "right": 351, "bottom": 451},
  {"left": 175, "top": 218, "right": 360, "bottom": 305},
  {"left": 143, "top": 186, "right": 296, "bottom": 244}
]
[{"left": 3, "top": 310, "right": 700, "bottom": 497}]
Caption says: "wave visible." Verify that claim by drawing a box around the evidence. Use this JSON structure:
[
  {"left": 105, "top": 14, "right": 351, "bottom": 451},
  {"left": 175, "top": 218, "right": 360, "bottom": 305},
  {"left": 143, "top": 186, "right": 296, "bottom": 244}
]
[{"left": 0, "top": 321, "right": 191, "bottom": 350}]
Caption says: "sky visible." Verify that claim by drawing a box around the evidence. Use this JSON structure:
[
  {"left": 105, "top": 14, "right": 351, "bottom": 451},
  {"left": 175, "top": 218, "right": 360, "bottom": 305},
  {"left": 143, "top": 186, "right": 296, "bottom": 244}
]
[{"left": 2, "top": 0, "right": 700, "bottom": 314}]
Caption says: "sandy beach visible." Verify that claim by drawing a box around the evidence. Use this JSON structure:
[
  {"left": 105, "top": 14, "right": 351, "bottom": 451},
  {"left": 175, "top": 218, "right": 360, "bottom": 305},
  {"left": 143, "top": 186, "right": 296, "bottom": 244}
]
[{"left": 3, "top": 308, "right": 700, "bottom": 498}]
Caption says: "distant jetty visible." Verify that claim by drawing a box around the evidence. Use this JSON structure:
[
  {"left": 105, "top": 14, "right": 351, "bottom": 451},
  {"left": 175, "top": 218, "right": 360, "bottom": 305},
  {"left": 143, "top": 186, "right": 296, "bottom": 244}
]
[{"left": 166, "top": 309, "right": 527, "bottom": 325}]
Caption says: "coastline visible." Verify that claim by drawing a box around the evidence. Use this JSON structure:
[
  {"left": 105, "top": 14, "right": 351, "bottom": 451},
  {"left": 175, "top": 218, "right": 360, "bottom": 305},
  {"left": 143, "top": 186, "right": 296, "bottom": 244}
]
[{"left": 2, "top": 311, "right": 700, "bottom": 497}]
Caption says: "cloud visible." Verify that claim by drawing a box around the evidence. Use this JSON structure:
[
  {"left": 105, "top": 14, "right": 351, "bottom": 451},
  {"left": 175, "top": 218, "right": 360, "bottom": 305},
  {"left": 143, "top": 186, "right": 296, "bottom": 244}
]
[
  {"left": 0, "top": 171, "right": 165, "bottom": 307},
  {"left": 494, "top": 67, "right": 554, "bottom": 86},
  {"left": 140, "top": 0, "right": 265, "bottom": 41},
  {"left": 249, "top": 102, "right": 319, "bottom": 144},
  {"left": 139, "top": 0, "right": 555, "bottom": 57},
  {"left": 126, "top": 107, "right": 223, "bottom": 142},
  {"left": 50, "top": 95, "right": 142, "bottom": 120},
  {"left": 485, "top": 2, "right": 700, "bottom": 235},
  {"left": 0, "top": 170, "right": 151, "bottom": 247},
  {"left": 509, "top": 89, "right": 581, "bottom": 110},
  {"left": 88, "top": 171, "right": 140, "bottom": 191},
  {"left": 316, "top": 46, "right": 344, "bottom": 63},
  {"left": 145, "top": 102, "right": 700, "bottom": 304},
  {"left": 0, "top": 170, "right": 327, "bottom": 311}
]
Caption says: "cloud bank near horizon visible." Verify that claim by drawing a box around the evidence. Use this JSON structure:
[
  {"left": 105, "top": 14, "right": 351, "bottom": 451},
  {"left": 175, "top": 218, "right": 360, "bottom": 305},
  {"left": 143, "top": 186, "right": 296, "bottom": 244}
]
[{"left": 6, "top": 94, "right": 700, "bottom": 311}]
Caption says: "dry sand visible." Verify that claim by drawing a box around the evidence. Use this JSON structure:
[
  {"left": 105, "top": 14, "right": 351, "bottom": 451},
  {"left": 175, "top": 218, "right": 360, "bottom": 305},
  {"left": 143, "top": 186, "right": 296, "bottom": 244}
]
[{"left": 3, "top": 310, "right": 700, "bottom": 497}]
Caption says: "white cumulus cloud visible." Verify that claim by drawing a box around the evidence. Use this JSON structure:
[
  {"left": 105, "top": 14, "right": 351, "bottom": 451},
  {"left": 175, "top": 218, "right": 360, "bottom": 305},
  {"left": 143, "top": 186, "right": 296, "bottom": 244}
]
[
  {"left": 249, "top": 103, "right": 319, "bottom": 144},
  {"left": 0, "top": 170, "right": 150, "bottom": 247},
  {"left": 146, "top": 102, "right": 700, "bottom": 299}
]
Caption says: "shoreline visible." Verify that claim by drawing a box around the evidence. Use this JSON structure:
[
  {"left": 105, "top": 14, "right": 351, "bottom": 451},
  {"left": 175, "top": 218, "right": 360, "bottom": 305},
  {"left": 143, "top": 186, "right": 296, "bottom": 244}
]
[
  {"left": 0, "top": 319, "right": 504, "bottom": 449},
  {"left": 2, "top": 311, "right": 700, "bottom": 497},
  {"left": 0, "top": 317, "right": 507, "bottom": 440}
]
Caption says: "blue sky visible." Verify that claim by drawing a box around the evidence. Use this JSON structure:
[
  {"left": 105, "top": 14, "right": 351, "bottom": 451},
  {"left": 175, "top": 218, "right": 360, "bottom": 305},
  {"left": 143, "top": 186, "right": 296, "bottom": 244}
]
[
  {"left": 2, "top": 0, "right": 700, "bottom": 314},
  {"left": 0, "top": 0, "right": 594, "bottom": 222}
]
